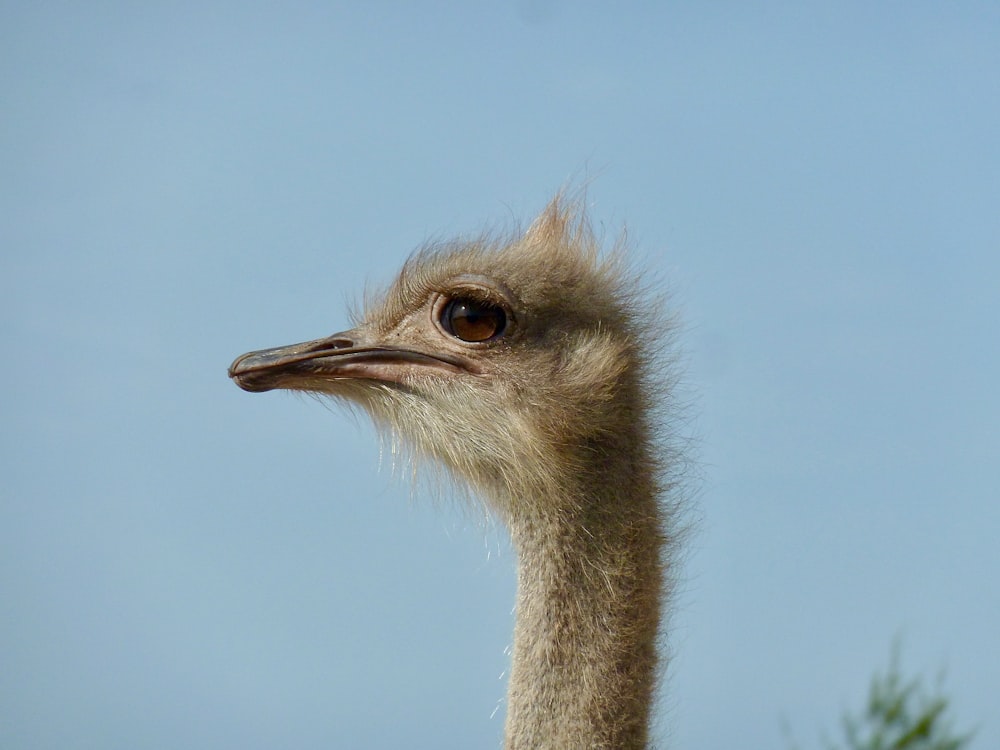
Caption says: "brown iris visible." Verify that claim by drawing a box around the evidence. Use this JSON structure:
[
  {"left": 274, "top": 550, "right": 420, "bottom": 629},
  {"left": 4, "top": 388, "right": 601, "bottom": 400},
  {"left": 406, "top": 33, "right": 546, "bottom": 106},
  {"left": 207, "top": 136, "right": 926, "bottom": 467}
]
[{"left": 440, "top": 297, "right": 507, "bottom": 342}]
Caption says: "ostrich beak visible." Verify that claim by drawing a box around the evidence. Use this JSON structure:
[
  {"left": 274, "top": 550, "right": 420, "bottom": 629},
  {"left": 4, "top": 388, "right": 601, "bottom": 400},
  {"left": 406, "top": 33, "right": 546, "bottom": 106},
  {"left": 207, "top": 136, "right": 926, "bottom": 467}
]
[{"left": 228, "top": 329, "right": 472, "bottom": 393}]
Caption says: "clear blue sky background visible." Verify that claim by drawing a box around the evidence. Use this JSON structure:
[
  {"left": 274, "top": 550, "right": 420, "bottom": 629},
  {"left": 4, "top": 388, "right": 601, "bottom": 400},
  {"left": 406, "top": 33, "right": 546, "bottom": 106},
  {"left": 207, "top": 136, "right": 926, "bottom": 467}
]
[{"left": 2, "top": 3, "right": 998, "bottom": 748}]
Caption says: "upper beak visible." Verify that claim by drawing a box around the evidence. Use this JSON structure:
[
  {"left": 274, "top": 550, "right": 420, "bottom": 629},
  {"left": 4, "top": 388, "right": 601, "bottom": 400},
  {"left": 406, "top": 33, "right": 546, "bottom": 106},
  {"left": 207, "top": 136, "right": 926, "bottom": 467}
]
[{"left": 228, "top": 328, "right": 473, "bottom": 393}]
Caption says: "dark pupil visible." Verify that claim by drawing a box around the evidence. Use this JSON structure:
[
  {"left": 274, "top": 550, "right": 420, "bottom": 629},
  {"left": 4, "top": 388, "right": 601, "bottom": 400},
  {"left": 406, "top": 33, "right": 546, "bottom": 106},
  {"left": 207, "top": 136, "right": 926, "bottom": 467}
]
[{"left": 444, "top": 298, "right": 505, "bottom": 342}]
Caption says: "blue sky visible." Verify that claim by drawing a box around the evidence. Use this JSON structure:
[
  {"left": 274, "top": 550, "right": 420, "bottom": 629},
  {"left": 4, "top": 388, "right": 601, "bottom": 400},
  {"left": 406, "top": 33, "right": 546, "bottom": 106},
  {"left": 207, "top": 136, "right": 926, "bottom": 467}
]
[{"left": 2, "top": 3, "right": 998, "bottom": 748}]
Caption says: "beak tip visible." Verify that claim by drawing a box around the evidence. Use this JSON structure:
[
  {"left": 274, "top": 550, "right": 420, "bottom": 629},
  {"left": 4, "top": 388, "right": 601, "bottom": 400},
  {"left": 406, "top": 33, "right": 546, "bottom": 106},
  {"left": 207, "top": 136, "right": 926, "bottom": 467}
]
[{"left": 228, "top": 352, "right": 275, "bottom": 392}]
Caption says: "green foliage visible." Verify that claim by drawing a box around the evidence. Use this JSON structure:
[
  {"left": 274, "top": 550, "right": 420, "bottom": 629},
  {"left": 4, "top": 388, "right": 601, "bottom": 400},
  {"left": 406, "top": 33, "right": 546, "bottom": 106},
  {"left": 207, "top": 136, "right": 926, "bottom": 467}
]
[
  {"left": 785, "top": 643, "right": 975, "bottom": 750},
  {"left": 825, "top": 644, "right": 973, "bottom": 750}
]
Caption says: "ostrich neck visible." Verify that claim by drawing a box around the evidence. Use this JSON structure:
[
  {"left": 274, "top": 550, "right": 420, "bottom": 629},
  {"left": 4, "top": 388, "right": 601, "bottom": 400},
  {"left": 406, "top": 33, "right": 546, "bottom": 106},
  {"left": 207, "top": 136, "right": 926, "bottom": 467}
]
[{"left": 502, "top": 473, "right": 664, "bottom": 750}]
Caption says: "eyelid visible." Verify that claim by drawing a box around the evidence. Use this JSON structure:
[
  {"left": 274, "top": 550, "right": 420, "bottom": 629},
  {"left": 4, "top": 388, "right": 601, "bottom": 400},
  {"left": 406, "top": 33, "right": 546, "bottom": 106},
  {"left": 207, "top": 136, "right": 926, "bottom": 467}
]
[{"left": 440, "top": 274, "right": 518, "bottom": 309}]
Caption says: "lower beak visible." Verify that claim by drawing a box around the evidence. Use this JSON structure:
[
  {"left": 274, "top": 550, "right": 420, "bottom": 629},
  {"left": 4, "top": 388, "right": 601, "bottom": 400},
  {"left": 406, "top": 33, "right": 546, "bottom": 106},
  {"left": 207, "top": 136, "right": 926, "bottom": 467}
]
[{"left": 228, "top": 329, "right": 470, "bottom": 393}]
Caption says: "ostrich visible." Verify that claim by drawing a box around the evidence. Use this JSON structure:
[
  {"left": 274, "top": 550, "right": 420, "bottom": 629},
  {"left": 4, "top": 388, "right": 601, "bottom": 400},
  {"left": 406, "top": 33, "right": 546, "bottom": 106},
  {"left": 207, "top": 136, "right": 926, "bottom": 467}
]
[{"left": 228, "top": 197, "right": 682, "bottom": 749}]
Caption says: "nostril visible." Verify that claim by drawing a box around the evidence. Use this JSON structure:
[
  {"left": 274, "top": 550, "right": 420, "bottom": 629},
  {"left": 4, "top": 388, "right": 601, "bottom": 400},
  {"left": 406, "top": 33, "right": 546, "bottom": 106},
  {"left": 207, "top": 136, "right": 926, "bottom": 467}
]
[{"left": 305, "top": 336, "right": 354, "bottom": 353}]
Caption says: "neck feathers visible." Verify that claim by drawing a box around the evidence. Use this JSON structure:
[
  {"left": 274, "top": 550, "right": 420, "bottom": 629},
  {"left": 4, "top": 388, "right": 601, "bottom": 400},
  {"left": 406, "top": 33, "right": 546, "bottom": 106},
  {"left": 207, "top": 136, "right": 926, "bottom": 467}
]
[{"left": 499, "top": 391, "right": 667, "bottom": 750}]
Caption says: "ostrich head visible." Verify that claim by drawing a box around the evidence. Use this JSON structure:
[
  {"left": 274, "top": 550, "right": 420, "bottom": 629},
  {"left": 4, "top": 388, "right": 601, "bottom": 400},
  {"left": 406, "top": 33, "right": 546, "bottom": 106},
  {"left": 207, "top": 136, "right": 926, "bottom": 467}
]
[{"left": 229, "top": 199, "right": 668, "bottom": 530}]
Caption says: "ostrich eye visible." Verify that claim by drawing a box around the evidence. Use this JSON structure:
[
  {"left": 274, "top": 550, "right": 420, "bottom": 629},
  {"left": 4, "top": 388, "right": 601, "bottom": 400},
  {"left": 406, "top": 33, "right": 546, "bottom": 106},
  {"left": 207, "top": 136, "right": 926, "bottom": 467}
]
[{"left": 440, "top": 297, "right": 507, "bottom": 342}]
